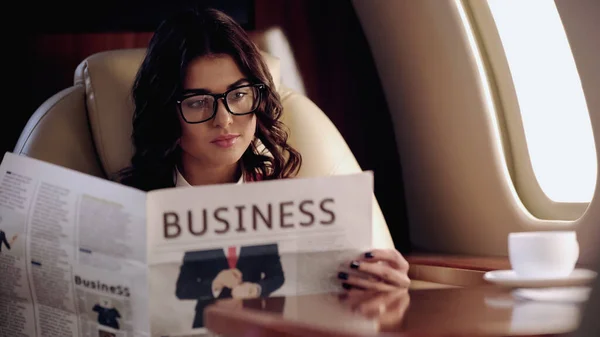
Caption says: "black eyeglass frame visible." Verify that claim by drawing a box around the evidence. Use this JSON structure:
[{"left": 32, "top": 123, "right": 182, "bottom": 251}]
[{"left": 176, "top": 83, "right": 266, "bottom": 124}]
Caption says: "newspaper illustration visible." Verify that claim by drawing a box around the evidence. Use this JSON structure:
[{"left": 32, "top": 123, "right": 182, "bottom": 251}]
[{"left": 0, "top": 151, "right": 374, "bottom": 337}]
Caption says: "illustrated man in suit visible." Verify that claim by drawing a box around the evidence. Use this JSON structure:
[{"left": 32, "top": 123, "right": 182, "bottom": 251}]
[
  {"left": 0, "top": 216, "right": 19, "bottom": 253},
  {"left": 92, "top": 298, "right": 121, "bottom": 330},
  {"left": 175, "top": 243, "right": 285, "bottom": 328}
]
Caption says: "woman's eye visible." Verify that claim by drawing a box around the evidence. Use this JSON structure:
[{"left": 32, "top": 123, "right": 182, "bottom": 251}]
[
  {"left": 230, "top": 88, "right": 252, "bottom": 100},
  {"left": 188, "top": 100, "right": 208, "bottom": 108}
]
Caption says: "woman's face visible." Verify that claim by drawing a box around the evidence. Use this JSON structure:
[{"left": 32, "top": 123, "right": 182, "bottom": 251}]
[{"left": 178, "top": 54, "right": 257, "bottom": 169}]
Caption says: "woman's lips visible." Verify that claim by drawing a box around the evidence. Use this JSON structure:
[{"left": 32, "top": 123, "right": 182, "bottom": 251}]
[{"left": 211, "top": 134, "right": 240, "bottom": 148}]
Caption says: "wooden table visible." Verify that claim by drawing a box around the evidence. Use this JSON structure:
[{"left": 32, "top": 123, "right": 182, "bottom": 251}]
[{"left": 204, "top": 255, "right": 589, "bottom": 337}]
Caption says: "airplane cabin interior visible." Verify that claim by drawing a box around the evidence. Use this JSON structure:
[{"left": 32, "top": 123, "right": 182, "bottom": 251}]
[{"left": 0, "top": 0, "right": 599, "bottom": 336}]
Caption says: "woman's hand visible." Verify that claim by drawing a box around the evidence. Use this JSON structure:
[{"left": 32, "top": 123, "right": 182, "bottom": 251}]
[{"left": 338, "top": 249, "right": 410, "bottom": 291}]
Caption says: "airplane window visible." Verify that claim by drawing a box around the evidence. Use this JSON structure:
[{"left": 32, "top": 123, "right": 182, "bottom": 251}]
[{"left": 486, "top": 0, "right": 597, "bottom": 203}]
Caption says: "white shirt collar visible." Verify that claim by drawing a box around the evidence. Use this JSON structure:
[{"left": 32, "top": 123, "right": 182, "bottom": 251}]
[{"left": 174, "top": 167, "right": 244, "bottom": 187}]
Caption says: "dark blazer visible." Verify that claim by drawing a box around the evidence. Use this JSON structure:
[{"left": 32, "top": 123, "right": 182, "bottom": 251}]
[
  {"left": 175, "top": 243, "right": 285, "bottom": 328},
  {"left": 0, "top": 230, "right": 10, "bottom": 252},
  {"left": 92, "top": 304, "right": 121, "bottom": 330}
]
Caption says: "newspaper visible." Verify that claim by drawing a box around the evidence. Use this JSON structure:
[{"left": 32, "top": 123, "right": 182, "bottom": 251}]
[{"left": 0, "top": 151, "right": 374, "bottom": 337}]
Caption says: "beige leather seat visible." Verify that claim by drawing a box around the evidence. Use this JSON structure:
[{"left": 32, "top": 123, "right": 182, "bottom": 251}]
[{"left": 13, "top": 48, "right": 393, "bottom": 248}]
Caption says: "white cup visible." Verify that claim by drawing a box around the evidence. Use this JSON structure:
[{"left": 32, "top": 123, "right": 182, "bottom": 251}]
[{"left": 508, "top": 231, "right": 579, "bottom": 278}]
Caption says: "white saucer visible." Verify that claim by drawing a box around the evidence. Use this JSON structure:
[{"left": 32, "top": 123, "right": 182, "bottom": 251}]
[
  {"left": 483, "top": 269, "right": 597, "bottom": 288},
  {"left": 512, "top": 287, "right": 592, "bottom": 303}
]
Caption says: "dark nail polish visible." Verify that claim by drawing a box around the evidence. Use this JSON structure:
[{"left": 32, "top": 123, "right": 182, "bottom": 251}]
[
  {"left": 365, "top": 252, "right": 374, "bottom": 259},
  {"left": 350, "top": 261, "right": 360, "bottom": 269},
  {"left": 338, "top": 272, "right": 349, "bottom": 280},
  {"left": 342, "top": 283, "right": 352, "bottom": 290}
]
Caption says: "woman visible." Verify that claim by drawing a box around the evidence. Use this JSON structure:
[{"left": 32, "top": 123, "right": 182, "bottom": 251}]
[{"left": 118, "top": 7, "right": 410, "bottom": 293}]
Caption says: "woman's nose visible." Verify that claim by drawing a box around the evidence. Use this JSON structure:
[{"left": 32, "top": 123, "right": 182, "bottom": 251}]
[{"left": 212, "top": 98, "right": 233, "bottom": 128}]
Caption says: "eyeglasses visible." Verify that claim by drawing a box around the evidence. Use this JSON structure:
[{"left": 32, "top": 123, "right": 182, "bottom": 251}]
[{"left": 176, "top": 84, "right": 265, "bottom": 124}]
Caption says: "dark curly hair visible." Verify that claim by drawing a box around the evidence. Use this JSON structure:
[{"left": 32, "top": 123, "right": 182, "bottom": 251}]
[{"left": 117, "top": 7, "right": 301, "bottom": 191}]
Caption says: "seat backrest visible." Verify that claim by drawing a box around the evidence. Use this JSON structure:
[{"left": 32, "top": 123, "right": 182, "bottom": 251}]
[{"left": 14, "top": 48, "right": 393, "bottom": 248}]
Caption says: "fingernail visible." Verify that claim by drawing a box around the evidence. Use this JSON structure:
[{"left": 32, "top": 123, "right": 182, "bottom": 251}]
[
  {"left": 338, "top": 272, "right": 349, "bottom": 280},
  {"left": 365, "top": 252, "right": 374, "bottom": 259},
  {"left": 342, "top": 283, "right": 352, "bottom": 290},
  {"left": 350, "top": 261, "right": 360, "bottom": 269}
]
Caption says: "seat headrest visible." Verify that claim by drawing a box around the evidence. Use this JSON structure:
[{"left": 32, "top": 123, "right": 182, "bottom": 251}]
[{"left": 74, "top": 48, "right": 281, "bottom": 177}]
